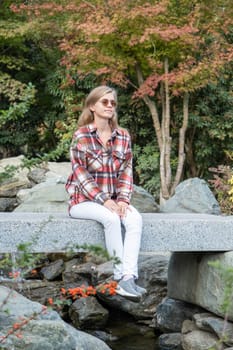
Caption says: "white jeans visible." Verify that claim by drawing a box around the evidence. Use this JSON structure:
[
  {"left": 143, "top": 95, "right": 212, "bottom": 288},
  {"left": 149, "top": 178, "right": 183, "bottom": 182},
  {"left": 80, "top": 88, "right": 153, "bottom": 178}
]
[{"left": 69, "top": 201, "right": 143, "bottom": 280}]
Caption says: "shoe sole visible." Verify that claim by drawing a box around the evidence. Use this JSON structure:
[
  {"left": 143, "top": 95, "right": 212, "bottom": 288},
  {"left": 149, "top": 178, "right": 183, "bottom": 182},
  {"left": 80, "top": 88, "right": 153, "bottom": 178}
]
[
  {"left": 116, "top": 285, "right": 141, "bottom": 301},
  {"left": 134, "top": 287, "right": 147, "bottom": 295}
]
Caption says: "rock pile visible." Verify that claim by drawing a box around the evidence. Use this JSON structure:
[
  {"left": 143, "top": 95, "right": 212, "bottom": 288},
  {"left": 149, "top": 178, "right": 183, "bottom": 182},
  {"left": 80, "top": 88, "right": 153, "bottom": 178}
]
[
  {"left": 156, "top": 251, "right": 233, "bottom": 349},
  {"left": 0, "top": 251, "right": 169, "bottom": 349}
]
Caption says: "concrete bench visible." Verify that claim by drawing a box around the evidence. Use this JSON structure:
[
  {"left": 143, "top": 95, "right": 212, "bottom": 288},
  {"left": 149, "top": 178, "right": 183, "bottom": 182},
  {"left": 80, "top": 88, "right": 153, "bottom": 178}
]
[{"left": 1, "top": 212, "right": 233, "bottom": 253}]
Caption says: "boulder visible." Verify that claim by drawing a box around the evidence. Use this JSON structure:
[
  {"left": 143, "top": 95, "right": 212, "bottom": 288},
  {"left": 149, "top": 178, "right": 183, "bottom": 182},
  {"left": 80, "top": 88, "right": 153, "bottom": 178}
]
[
  {"left": 0, "top": 286, "right": 111, "bottom": 350},
  {"left": 63, "top": 261, "right": 97, "bottom": 289},
  {"left": 0, "top": 197, "right": 17, "bottom": 211},
  {"left": 0, "top": 178, "right": 30, "bottom": 197},
  {"left": 158, "top": 333, "right": 182, "bottom": 350},
  {"left": 181, "top": 329, "right": 220, "bottom": 350},
  {"left": 193, "top": 313, "right": 233, "bottom": 346},
  {"left": 131, "top": 184, "right": 159, "bottom": 212},
  {"left": 15, "top": 181, "right": 68, "bottom": 212},
  {"left": 181, "top": 319, "right": 227, "bottom": 350},
  {"left": 0, "top": 155, "right": 27, "bottom": 176},
  {"left": 156, "top": 298, "right": 205, "bottom": 333},
  {"left": 69, "top": 296, "right": 109, "bottom": 329},
  {"left": 28, "top": 167, "right": 47, "bottom": 184},
  {"left": 41, "top": 259, "right": 65, "bottom": 281},
  {"left": 160, "top": 177, "right": 221, "bottom": 215}
]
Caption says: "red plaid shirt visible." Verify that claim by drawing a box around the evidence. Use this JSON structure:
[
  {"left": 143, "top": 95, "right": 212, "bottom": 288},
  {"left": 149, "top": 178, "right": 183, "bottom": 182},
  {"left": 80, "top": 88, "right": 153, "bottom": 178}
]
[{"left": 65, "top": 123, "right": 133, "bottom": 208}]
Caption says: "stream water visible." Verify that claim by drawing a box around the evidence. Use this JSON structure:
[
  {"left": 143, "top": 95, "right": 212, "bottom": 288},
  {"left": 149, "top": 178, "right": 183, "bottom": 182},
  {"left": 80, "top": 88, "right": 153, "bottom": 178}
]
[{"left": 101, "top": 310, "right": 160, "bottom": 350}]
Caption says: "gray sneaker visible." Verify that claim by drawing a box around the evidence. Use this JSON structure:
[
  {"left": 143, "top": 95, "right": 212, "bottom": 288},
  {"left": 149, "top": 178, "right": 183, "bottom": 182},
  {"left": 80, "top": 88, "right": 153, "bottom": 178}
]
[
  {"left": 116, "top": 278, "right": 141, "bottom": 301},
  {"left": 133, "top": 282, "right": 147, "bottom": 296}
]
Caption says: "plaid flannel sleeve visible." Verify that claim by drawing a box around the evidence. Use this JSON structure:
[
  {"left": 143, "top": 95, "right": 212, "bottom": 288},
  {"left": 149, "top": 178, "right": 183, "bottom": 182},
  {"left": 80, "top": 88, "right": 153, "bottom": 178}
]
[{"left": 116, "top": 138, "right": 133, "bottom": 204}]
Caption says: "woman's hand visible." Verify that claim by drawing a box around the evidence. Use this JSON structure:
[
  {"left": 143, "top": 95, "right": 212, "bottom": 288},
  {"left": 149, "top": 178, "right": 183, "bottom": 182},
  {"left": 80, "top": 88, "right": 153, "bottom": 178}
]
[
  {"left": 104, "top": 199, "right": 131, "bottom": 218},
  {"left": 117, "top": 201, "right": 131, "bottom": 218},
  {"left": 104, "top": 199, "right": 120, "bottom": 214}
]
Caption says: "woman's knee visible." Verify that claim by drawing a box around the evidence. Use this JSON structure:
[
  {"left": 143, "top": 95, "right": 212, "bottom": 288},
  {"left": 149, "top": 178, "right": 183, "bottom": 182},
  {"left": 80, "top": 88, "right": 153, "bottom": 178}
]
[
  {"left": 123, "top": 212, "right": 142, "bottom": 236},
  {"left": 128, "top": 208, "right": 142, "bottom": 227},
  {"left": 103, "top": 211, "right": 121, "bottom": 227}
]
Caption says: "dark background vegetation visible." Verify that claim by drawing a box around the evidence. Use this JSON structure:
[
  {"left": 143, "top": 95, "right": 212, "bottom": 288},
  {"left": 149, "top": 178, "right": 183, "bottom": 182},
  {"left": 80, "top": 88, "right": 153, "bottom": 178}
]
[{"left": 0, "top": 0, "right": 232, "bottom": 205}]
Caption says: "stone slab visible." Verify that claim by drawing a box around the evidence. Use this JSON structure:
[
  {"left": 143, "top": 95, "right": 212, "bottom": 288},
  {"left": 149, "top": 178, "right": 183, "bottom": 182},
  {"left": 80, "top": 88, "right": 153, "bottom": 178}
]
[
  {"left": 0, "top": 212, "right": 233, "bottom": 253},
  {"left": 167, "top": 252, "right": 233, "bottom": 321}
]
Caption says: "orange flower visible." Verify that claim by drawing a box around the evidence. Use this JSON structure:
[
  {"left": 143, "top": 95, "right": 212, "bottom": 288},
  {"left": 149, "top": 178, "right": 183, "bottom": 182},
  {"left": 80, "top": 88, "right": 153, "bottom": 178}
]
[
  {"left": 8, "top": 271, "right": 20, "bottom": 279},
  {"left": 60, "top": 288, "right": 67, "bottom": 295},
  {"left": 47, "top": 298, "right": 53, "bottom": 305},
  {"left": 15, "top": 333, "right": 23, "bottom": 339},
  {"left": 13, "top": 323, "right": 20, "bottom": 330}
]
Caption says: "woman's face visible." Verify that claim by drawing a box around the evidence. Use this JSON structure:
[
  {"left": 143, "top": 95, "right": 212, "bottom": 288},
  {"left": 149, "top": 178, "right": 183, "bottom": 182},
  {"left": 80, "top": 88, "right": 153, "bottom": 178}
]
[{"left": 91, "top": 92, "right": 116, "bottom": 122}]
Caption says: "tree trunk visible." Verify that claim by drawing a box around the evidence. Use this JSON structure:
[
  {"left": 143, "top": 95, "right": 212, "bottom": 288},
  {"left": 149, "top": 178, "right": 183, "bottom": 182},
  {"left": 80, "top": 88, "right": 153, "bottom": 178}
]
[
  {"left": 162, "top": 58, "right": 172, "bottom": 196},
  {"left": 135, "top": 62, "right": 189, "bottom": 202},
  {"left": 185, "top": 130, "right": 198, "bottom": 178},
  {"left": 135, "top": 63, "right": 170, "bottom": 200},
  {"left": 171, "top": 92, "right": 189, "bottom": 195}
]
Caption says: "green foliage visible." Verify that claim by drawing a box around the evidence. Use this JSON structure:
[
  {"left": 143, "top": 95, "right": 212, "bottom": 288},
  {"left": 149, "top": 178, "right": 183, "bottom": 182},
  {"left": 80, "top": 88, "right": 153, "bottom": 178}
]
[
  {"left": 208, "top": 164, "right": 233, "bottom": 215},
  {"left": 229, "top": 175, "right": 233, "bottom": 204},
  {"left": 0, "top": 165, "right": 18, "bottom": 185},
  {"left": 66, "top": 243, "right": 121, "bottom": 266},
  {"left": 14, "top": 242, "right": 40, "bottom": 271},
  {"left": 0, "top": 82, "right": 36, "bottom": 127},
  {"left": 183, "top": 68, "right": 233, "bottom": 178},
  {"left": 133, "top": 144, "right": 160, "bottom": 200},
  {"left": 0, "top": 1, "right": 67, "bottom": 156},
  {"left": 0, "top": 245, "right": 42, "bottom": 279}
]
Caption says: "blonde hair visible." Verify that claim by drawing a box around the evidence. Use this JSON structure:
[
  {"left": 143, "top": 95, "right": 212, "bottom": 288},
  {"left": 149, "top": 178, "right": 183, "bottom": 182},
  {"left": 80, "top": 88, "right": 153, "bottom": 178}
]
[{"left": 78, "top": 85, "right": 119, "bottom": 129}]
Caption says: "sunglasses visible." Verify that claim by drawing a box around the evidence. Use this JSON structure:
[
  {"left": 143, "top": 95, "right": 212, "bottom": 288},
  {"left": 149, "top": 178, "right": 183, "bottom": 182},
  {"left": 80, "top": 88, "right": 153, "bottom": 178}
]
[{"left": 99, "top": 99, "right": 117, "bottom": 107}]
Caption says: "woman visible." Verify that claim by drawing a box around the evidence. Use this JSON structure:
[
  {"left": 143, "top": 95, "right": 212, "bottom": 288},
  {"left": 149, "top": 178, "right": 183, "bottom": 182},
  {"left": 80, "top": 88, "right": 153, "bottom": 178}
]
[{"left": 66, "top": 85, "right": 146, "bottom": 300}]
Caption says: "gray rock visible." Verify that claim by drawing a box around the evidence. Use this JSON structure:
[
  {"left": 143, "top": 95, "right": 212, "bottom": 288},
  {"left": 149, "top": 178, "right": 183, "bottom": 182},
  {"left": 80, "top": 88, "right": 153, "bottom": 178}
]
[
  {"left": 193, "top": 313, "right": 233, "bottom": 346},
  {"left": 15, "top": 182, "right": 69, "bottom": 212},
  {"left": 0, "top": 286, "right": 111, "bottom": 350},
  {"left": 156, "top": 298, "right": 204, "bottom": 333},
  {"left": 192, "top": 312, "right": 214, "bottom": 331},
  {"left": 181, "top": 329, "right": 220, "bottom": 350},
  {"left": 69, "top": 296, "right": 109, "bottom": 329},
  {"left": 63, "top": 261, "right": 97, "bottom": 289},
  {"left": 28, "top": 167, "right": 47, "bottom": 184},
  {"left": 41, "top": 259, "right": 65, "bottom": 281},
  {"left": 160, "top": 177, "right": 221, "bottom": 214},
  {"left": 46, "top": 161, "right": 71, "bottom": 181},
  {"left": 0, "top": 178, "right": 30, "bottom": 197},
  {"left": 95, "top": 261, "right": 114, "bottom": 283},
  {"left": 182, "top": 320, "right": 199, "bottom": 334},
  {"left": 0, "top": 155, "right": 28, "bottom": 181},
  {"left": 159, "top": 333, "right": 182, "bottom": 350},
  {"left": 131, "top": 184, "right": 159, "bottom": 212},
  {"left": 0, "top": 197, "right": 17, "bottom": 211},
  {"left": 7, "top": 280, "right": 63, "bottom": 306}
]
